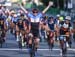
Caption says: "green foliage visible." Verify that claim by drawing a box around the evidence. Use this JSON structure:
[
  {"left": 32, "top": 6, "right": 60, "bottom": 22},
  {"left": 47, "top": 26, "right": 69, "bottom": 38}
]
[{"left": 37, "top": 5, "right": 60, "bottom": 15}]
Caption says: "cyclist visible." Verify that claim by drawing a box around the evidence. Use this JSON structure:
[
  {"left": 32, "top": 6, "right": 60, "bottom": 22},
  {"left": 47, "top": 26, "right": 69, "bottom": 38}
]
[
  {"left": 5, "top": 9, "right": 10, "bottom": 30},
  {"left": 55, "top": 16, "right": 64, "bottom": 41},
  {"left": 16, "top": 13, "right": 29, "bottom": 48},
  {"left": 19, "top": 1, "right": 53, "bottom": 57},
  {"left": 39, "top": 16, "right": 48, "bottom": 42},
  {"left": 46, "top": 16, "right": 56, "bottom": 49},
  {"left": 73, "top": 20, "right": 75, "bottom": 41},
  {"left": 59, "top": 16, "right": 72, "bottom": 48},
  {"left": 16, "top": 19, "right": 24, "bottom": 48},
  {"left": 9, "top": 10, "right": 17, "bottom": 34},
  {"left": 0, "top": 17, "right": 7, "bottom": 47}
]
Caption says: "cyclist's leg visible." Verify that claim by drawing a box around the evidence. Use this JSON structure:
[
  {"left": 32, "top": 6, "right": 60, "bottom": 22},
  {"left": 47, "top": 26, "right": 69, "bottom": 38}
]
[
  {"left": 2, "top": 30, "right": 6, "bottom": 42},
  {"left": 16, "top": 30, "right": 22, "bottom": 48},
  {"left": 21, "top": 30, "right": 26, "bottom": 47},
  {"left": 10, "top": 22, "right": 14, "bottom": 34},
  {"left": 16, "top": 31, "right": 20, "bottom": 41},
  {"left": 28, "top": 36, "right": 33, "bottom": 57},
  {"left": 49, "top": 31, "right": 55, "bottom": 49}
]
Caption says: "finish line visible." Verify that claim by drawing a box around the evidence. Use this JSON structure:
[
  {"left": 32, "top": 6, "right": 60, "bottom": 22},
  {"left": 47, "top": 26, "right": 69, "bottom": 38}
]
[
  {"left": 0, "top": 48, "right": 75, "bottom": 51},
  {"left": 0, "top": 48, "right": 75, "bottom": 56}
]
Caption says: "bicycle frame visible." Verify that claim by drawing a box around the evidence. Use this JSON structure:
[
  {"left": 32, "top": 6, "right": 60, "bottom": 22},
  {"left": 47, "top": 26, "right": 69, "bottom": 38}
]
[
  {"left": 47, "top": 31, "right": 54, "bottom": 49},
  {"left": 59, "top": 35, "right": 69, "bottom": 55},
  {"left": 28, "top": 33, "right": 38, "bottom": 57}
]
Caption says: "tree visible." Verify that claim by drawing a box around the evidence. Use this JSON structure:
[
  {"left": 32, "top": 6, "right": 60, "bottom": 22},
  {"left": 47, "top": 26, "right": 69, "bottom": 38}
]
[{"left": 41, "top": 0, "right": 64, "bottom": 9}]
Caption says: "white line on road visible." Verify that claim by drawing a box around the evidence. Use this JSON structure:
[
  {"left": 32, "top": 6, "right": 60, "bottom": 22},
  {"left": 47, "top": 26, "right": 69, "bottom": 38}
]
[
  {"left": 0, "top": 48, "right": 75, "bottom": 56},
  {"left": 0, "top": 48, "right": 75, "bottom": 51},
  {"left": 44, "top": 55, "right": 75, "bottom": 56}
]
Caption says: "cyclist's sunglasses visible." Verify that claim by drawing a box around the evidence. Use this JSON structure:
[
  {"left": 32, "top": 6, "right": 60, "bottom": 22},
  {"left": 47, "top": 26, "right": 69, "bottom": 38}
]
[{"left": 33, "top": 11, "right": 38, "bottom": 13}]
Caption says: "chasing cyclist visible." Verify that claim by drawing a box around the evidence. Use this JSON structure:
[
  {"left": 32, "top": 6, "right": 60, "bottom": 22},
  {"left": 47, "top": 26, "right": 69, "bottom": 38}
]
[{"left": 46, "top": 16, "right": 56, "bottom": 49}]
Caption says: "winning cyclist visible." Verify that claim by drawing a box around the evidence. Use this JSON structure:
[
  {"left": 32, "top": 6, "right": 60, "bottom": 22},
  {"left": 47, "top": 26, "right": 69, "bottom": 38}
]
[{"left": 19, "top": 1, "right": 53, "bottom": 57}]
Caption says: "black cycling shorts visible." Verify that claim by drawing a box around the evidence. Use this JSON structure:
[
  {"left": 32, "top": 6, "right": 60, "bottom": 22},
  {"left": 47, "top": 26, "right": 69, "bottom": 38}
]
[
  {"left": 13, "top": 21, "right": 17, "bottom": 25},
  {"left": 31, "top": 22, "right": 39, "bottom": 37}
]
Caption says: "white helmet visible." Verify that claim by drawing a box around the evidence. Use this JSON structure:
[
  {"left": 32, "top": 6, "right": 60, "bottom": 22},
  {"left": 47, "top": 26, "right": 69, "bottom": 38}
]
[
  {"left": 65, "top": 16, "right": 71, "bottom": 20},
  {"left": 56, "top": 14, "right": 60, "bottom": 17}
]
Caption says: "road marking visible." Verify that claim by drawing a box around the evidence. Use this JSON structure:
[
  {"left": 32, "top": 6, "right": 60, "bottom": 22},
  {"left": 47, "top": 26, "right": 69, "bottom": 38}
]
[
  {"left": 0, "top": 48, "right": 75, "bottom": 56},
  {"left": 0, "top": 48, "right": 75, "bottom": 51},
  {"left": 44, "top": 55, "right": 75, "bottom": 56}
]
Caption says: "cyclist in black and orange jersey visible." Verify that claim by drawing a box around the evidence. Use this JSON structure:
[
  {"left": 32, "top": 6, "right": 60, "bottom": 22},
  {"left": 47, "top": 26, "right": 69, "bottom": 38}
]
[{"left": 59, "top": 16, "right": 72, "bottom": 48}]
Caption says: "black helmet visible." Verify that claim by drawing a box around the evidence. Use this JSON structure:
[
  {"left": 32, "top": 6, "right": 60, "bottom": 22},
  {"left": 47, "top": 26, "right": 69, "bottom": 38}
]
[
  {"left": 48, "top": 16, "right": 54, "bottom": 20},
  {"left": 20, "top": 14, "right": 24, "bottom": 17},
  {"left": 49, "top": 16, "right": 54, "bottom": 19},
  {"left": 32, "top": 8, "right": 38, "bottom": 13}
]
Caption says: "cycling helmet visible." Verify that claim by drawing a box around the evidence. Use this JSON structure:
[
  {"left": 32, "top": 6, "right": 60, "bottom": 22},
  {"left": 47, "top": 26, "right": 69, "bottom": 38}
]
[
  {"left": 56, "top": 14, "right": 60, "bottom": 17},
  {"left": 20, "top": 14, "right": 24, "bottom": 17},
  {"left": 59, "top": 16, "right": 64, "bottom": 21},
  {"left": 17, "top": 13, "right": 20, "bottom": 16},
  {"left": 48, "top": 16, "right": 54, "bottom": 21},
  {"left": 49, "top": 16, "right": 54, "bottom": 19},
  {"left": 32, "top": 8, "right": 38, "bottom": 13},
  {"left": 65, "top": 16, "right": 71, "bottom": 20}
]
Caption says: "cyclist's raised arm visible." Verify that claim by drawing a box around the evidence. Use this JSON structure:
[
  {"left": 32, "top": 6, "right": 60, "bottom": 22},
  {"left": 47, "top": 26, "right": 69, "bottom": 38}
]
[
  {"left": 42, "top": 1, "right": 53, "bottom": 14},
  {"left": 19, "top": 4, "right": 28, "bottom": 14}
]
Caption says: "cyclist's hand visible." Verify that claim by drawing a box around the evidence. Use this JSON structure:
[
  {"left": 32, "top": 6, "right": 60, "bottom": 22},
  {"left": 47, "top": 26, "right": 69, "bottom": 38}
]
[{"left": 48, "top": 1, "right": 53, "bottom": 6}]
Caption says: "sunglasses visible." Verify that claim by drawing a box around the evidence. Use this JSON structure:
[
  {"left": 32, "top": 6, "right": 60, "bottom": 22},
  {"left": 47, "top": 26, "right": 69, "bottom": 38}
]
[{"left": 33, "top": 11, "right": 38, "bottom": 13}]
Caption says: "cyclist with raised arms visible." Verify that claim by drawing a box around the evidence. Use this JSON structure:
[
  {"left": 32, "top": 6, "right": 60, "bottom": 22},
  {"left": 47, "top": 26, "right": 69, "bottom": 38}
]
[{"left": 19, "top": 1, "right": 53, "bottom": 57}]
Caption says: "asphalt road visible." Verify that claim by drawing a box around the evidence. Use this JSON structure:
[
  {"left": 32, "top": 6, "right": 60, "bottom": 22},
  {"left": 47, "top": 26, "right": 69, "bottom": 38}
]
[{"left": 0, "top": 31, "right": 75, "bottom": 57}]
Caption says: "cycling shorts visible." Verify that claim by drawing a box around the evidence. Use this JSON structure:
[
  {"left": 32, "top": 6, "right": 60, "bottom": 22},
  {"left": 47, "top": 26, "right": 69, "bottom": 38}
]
[
  {"left": 31, "top": 22, "right": 39, "bottom": 37},
  {"left": 13, "top": 21, "right": 17, "bottom": 25}
]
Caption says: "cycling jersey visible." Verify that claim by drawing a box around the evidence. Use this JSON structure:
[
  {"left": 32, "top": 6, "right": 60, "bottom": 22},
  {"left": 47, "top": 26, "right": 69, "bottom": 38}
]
[
  {"left": 17, "top": 20, "right": 24, "bottom": 30},
  {"left": 59, "top": 21, "right": 72, "bottom": 35},
  {"left": 27, "top": 12, "right": 43, "bottom": 37},
  {"left": 59, "top": 21, "right": 71, "bottom": 29},
  {"left": 48, "top": 21, "right": 55, "bottom": 31},
  {"left": 27, "top": 12, "right": 43, "bottom": 23},
  {"left": 13, "top": 17, "right": 18, "bottom": 25}
]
